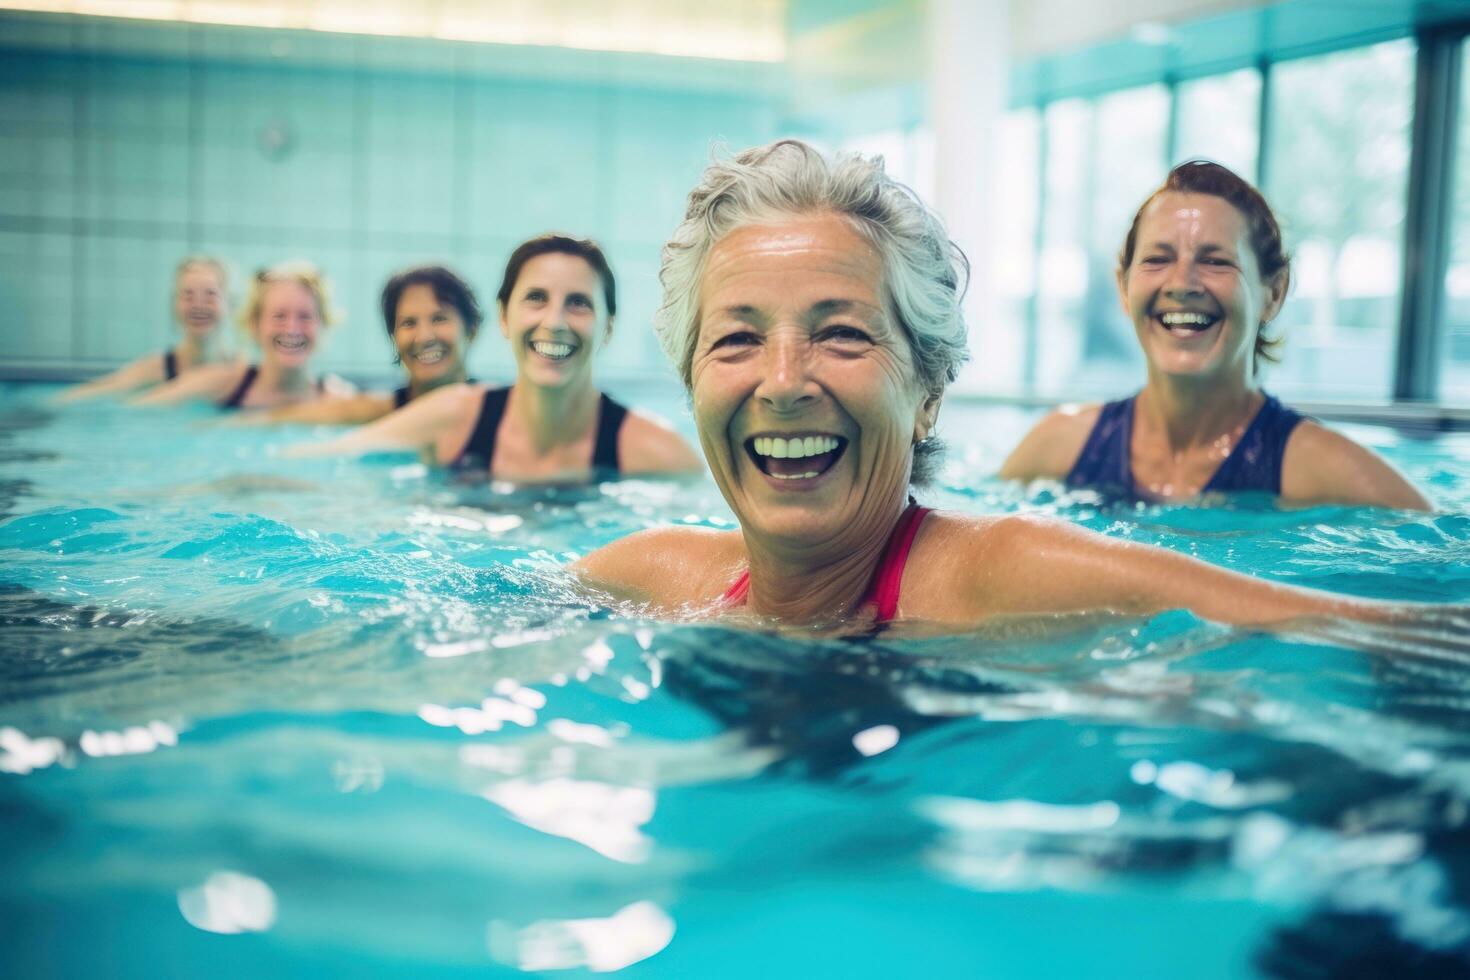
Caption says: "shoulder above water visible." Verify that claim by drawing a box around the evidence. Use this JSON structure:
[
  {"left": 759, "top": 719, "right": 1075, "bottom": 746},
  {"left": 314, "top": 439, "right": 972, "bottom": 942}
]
[
  {"left": 573, "top": 524, "right": 743, "bottom": 612},
  {"left": 1281, "top": 420, "right": 1432, "bottom": 511},
  {"left": 997, "top": 402, "right": 1103, "bottom": 482},
  {"left": 617, "top": 407, "right": 704, "bottom": 475}
]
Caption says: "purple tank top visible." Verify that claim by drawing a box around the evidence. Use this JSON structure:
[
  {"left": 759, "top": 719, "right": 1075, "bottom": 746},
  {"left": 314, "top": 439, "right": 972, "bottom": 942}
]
[{"left": 1064, "top": 393, "right": 1307, "bottom": 498}]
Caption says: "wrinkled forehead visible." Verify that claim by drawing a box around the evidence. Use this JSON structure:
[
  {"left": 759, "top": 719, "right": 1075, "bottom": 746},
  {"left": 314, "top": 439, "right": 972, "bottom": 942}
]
[{"left": 699, "top": 214, "right": 888, "bottom": 314}]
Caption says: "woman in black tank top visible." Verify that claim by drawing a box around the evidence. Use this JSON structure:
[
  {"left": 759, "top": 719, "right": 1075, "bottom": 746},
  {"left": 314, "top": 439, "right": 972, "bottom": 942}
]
[
  {"left": 136, "top": 261, "right": 348, "bottom": 411},
  {"left": 58, "top": 257, "right": 233, "bottom": 403},
  {"left": 288, "top": 236, "right": 701, "bottom": 483}
]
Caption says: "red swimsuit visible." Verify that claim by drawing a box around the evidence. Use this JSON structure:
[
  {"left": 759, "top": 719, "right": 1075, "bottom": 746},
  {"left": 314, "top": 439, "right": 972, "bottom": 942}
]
[{"left": 721, "top": 502, "right": 932, "bottom": 625}]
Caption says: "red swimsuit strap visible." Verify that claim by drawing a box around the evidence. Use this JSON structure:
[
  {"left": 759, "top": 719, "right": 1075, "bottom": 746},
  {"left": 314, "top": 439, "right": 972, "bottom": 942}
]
[
  {"left": 867, "top": 501, "right": 931, "bottom": 625},
  {"left": 721, "top": 570, "right": 751, "bottom": 605},
  {"left": 720, "top": 502, "right": 932, "bottom": 625}
]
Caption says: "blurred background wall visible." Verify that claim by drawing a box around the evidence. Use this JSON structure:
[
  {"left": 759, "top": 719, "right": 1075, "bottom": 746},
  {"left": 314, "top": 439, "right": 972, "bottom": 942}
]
[{"left": 2, "top": 0, "right": 1469, "bottom": 409}]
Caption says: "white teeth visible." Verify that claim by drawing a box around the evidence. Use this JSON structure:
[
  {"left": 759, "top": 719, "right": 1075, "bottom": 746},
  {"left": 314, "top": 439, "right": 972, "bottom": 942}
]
[
  {"left": 771, "top": 471, "right": 821, "bottom": 480},
  {"left": 751, "top": 435, "right": 840, "bottom": 459},
  {"left": 1159, "top": 312, "right": 1216, "bottom": 327},
  {"left": 274, "top": 335, "right": 308, "bottom": 350},
  {"left": 413, "top": 345, "right": 447, "bottom": 364},
  {"left": 531, "top": 340, "right": 574, "bottom": 359}
]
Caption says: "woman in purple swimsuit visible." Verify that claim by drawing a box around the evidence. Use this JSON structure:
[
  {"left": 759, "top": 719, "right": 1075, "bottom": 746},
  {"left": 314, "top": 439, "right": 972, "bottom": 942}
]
[
  {"left": 575, "top": 141, "right": 1458, "bottom": 632},
  {"left": 1001, "top": 161, "right": 1429, "bottom": 510}
]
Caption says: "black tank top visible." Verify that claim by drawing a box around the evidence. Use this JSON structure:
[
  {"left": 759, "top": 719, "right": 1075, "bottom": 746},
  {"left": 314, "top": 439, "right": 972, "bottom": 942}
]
[
  {"left": 392, "top": 386, "right": 410, "bottom": 410},
  {"left": 220, "top": 365, "right": 258, "bottom": 409},
  {"left": 220, "top": 366, "right": 326, "bottom": 410},
  {"left": 163, "top": 350, "right": 178, "bottom": 381},
  {"left": 452, "top": 386, "right": 627, "bottom": 474}
]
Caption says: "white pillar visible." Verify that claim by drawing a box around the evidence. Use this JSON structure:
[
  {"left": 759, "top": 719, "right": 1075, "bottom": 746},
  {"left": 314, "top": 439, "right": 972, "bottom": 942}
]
[{"left": 927, "top": 0, "right": 1011, "bottom": 395}]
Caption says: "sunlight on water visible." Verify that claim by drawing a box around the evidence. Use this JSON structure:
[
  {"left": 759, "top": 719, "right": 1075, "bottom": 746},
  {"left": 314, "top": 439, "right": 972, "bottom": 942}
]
[{"left": 3, "top": 382, "right": 1470, "bottom": 978}]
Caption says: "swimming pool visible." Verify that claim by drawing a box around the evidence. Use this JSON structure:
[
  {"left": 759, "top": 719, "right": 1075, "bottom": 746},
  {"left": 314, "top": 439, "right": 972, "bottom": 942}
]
[{"left": 3, "top": 381, "right": 1469, "bottom": 979}]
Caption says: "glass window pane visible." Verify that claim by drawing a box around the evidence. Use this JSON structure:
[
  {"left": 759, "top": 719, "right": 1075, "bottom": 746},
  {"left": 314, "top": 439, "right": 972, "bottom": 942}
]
[
  {"left": 1041, "top": 84, "right": 1167, "bottom": 397},
  {"left": 1440, "top": 38, "right": 1470, "bottom": 405},
  {"left": 968, "top": 106, "right": 1039, "bottom": 396},
  {"left": 1263, "top": 40, "right": 1414, "bottom": 401},
  {"left": 1174, "top": 68, "right": 1261, "bottom": 178},
  {"left": 1035, "top": 98, "right": 1093, "bottom": 394}
]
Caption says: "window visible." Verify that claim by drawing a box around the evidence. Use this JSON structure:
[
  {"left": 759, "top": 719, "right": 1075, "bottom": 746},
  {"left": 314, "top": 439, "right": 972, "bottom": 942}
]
[
  {"left": 1440, "top": 37, "right": 1470, "bottom": 405},
  {"left": 1034, "top": 85, "right": 1167, "bottom": 397},
  {"left": 1173, "top": 68, "right": 1261, "bottom": 179},
  {"left": 970, "top": 107, "right": 1039, "bottom": 396},
  {"left": 1035, "top": 98, "right": 1093, "bottom": 394},
  {"left": 1262, "top": 40, "right": 1415, "bottom": 400}
]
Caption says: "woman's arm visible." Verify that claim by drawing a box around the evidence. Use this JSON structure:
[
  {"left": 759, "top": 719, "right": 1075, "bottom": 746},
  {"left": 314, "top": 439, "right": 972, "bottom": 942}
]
[
  {"left": 130, "top": 363, "right": 244, "bottom": 406},
  {"left": 55, "top": 354, "right": 166, "bottom": 403},
  {"left": 232, "top": 393, "right": 394, "bottom": 427},
  {"left": 619, "top": 411, "right": 705, "bottom": 475},
  {"left": 997, "top": 406, "right": 1098, "bottom": 481},
  {"left": 1281, "top": 422, "right": 1433, "bottom": 511},
  {"left": 282, "top": 383, "right": 472, "bottom": 458},
  {"left": 970, "top": 513, "right": 1415, "bottom": 626}
]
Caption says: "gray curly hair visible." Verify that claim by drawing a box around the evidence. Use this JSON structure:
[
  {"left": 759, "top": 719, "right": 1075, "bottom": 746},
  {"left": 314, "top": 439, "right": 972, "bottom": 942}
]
[{"left": 654, "top": 139, "right": 969, "bottom": 485}]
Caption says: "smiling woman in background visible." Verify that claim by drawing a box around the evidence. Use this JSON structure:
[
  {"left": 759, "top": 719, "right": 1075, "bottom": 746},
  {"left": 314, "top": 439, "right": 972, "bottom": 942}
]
[
  {"left": 58, "top": 256, "right": 237, "bottom": 403},
  {"left": 135, "top": 261, "right": 350, "bottom": 411},
  {"left": 290, "top": 234, "right": 701, "bottom": 481},
  {"left": 573, "top": 140, "right": 1457, "bottom": 633},
  {"left": 999, "top": 161, "right": 1429, "bottom": 510},
  {"left": 247, "top": 265, "right": 480, "bottom": 425}
]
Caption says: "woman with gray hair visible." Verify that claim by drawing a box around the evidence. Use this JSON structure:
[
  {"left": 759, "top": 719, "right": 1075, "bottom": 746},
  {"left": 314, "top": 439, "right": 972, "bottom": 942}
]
[{"left": 576, "top": 139, "right": 1460, "bottom": 631}]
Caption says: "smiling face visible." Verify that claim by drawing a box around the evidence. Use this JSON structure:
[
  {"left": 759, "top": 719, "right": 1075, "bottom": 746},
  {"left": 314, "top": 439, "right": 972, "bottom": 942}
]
[
  {"left": 392, "top": 283, "right": 468, "bottom": 387},
  {"left": 254, "top": 280, "right": 320, "bottom": 369},
  {"left": 173, "top": 265, "right": 226, "bottom": 339},
  {"left": 499, "top": 252, "right": 609, "bottom": 390},
  {"left": 1120, "top": 191, "right": 1287, "bottom": 384},
  {"left": 691, "top": 212, "right": 935, "bottom": 552}
]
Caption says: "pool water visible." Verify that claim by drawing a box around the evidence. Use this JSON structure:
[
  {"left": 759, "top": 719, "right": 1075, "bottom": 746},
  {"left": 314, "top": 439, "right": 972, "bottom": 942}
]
[{"left": 3, "top": 381, "right": 1470, "bottom": 979}]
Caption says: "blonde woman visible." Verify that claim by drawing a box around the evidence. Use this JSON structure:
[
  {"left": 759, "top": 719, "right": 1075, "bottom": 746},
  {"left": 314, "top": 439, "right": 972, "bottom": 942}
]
[
  {"left": 59, "top": 257, "right": 235, "bottom": 402},
  {"left": 137, "top": 261, "right": 351, "bottom": 410}
]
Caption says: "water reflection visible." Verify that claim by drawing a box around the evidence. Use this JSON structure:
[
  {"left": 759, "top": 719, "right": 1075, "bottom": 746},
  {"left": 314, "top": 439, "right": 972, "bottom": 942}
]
[
  {"left": 177, "top": 871, "right": 277, "bottom": 934},
  {"left": 488, "top": 900, "right": 675, "bottom": 972}
]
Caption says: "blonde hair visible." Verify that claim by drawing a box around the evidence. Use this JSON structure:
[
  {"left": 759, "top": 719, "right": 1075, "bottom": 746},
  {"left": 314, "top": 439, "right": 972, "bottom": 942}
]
[
  {"left": 239, "top": 260, "right": 336, "bottom": 333},
  {"left": 175, "top": 255, "right": 229, "bottom": 292}
]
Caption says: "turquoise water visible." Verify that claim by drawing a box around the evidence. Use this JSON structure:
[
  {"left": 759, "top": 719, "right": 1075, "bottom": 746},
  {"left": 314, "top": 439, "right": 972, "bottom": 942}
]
[{"left": 3, "top": 381, "right": 1470, "bottom": 979}]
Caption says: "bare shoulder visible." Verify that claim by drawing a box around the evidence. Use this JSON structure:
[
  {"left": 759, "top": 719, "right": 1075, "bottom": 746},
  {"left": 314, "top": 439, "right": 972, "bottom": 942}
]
[
  {"left": 574, "top": 525, "right": 742, "bottom": 609},
  {"left": 619, "top": 408, "right": 704, "bottom": 475},
  {"left": 1282, "top": 420, "right": 1432, "bottom": 511},
  {"left": 997, "top": 403, "right": 1102, "bottom": 481},
  {"left": 901, "top": 510, "right": 1075, "bottom": 622}
]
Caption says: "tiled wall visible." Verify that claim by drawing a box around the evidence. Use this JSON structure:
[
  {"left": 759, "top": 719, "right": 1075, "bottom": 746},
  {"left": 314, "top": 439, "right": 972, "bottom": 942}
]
[{"left": 0, "top": 27, "right": 781, "bottom": 384}]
